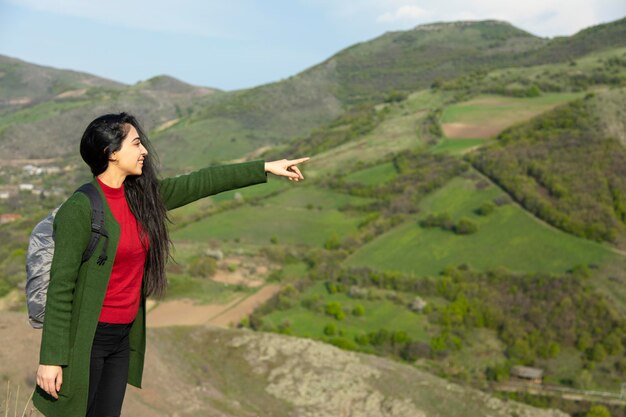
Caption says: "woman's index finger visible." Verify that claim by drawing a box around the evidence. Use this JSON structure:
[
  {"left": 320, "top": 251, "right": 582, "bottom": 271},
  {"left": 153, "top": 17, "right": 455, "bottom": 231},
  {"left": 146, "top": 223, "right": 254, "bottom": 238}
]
[{"left": 290, "top": 157, "right": 310, "bottom": 165}]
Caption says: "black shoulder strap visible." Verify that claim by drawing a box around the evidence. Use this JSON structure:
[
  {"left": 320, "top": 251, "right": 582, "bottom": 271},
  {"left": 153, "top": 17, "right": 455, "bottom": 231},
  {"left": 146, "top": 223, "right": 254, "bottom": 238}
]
[{"left": 76, "top": 183, "right": 109, "bottom": 265}]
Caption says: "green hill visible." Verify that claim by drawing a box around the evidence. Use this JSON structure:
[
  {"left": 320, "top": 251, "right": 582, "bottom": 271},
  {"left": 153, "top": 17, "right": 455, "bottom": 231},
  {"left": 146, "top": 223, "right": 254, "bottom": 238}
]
[
  {"left": 527, "top": 17, "right": 626, "bottom": 64},
  {"left": 468, "top": 87, "right": 626, "bottom": 245},
  {"left": 0, "top": 54, "right": 125, "bottom": 112},
  {"left": 4, "top": 18, "right": 625, "bottom": 171}
]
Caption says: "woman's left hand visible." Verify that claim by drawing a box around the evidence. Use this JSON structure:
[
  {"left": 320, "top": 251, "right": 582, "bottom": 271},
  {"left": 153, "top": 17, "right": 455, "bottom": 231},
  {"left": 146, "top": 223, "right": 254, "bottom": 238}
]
[{"left": 264, "top": 158, "right": 310, "bottom": 181}]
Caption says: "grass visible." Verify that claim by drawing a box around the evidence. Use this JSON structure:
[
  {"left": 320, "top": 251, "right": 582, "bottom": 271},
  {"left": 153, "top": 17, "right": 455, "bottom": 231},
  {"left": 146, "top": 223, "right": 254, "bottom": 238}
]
[
  {"left": 262, "top": 185, "right": 374, "bottom": 210},
  {"left": 0, "top": 99, "right": 92, "bottom": 135},
  {"left": 171, "top": 186, "right": 371, "bottom": 247},
  {"left": 209, "top": 175, "right": 290, "bottom": 203},
  {"left": 262, "top": 281, "right": 432, "bottom": 343},
  {"left": 431, "top": 138, "right": 488, "bottom": 155},
  {"left": 344, "top": 161, "right": 399, "bottom": 185},
  {"left": 305, "top": 90, "right": 450, "bottom": 178},
  {"left": 441, "top": 93, "right": 584, "bottom": 124},
  {"left": 536, "top": 347, "right": 583, "bottom": 386},
  {"left": 440, "top": 92, "right": 585, "bottom": 139},
  {"left": 443, "top": 328, "right": 506, "bottom": 379},
  {"left": 168, "top": 176, "right": 289, "bottom": 227},
  {"left": 346, "top": 176, "right": 618, "bottom": 276},
  {"left": 172, "top": 206, "right": 363, "bottom": 247},
  {"left": 164, "top": 273, "right": 254, "bottom": 304},
  {"left": 153, "top": 117, "right": 268, "bottom": 170},
  {"left": 1, "top": 380, "right": 35, "bottom": 417}
]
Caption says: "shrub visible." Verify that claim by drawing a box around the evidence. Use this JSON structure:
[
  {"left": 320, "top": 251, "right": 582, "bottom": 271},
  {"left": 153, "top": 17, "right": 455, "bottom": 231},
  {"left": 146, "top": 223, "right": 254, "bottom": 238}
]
[
  {"left": 475, "top": 202, "right": 495, "bottom": 216},
  {"left": 324, "top": 233, "right": 341, "bottom": 250},
  {"left": 400, "top": 342, "right": 431, "bottom": 361},
  {"left": 384, "top": 90, "right": 408, "bottom": 103},
  {"left": 453, "top": 218, "right": 478, "bottom": 235},
  {"left": 325, "top": 301, "right": 345, "bottom": 320},
  {"left": 187, "top": 256, "right": 217, "bottom": 278},
  {"left": 324, "top": 323, "right": 337, "bottom": 336},
  {"left": 352, "top": 304, "right": 365, "bottom": 316},
  {"left": 584, "top": 405, "right": 611, "bottom": 417}
]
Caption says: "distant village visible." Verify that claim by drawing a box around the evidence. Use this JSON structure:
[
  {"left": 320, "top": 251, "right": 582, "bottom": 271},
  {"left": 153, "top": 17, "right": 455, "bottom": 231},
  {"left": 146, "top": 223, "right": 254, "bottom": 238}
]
[{"left": 0, "top": 162, "right": 71, "bottom": 224}]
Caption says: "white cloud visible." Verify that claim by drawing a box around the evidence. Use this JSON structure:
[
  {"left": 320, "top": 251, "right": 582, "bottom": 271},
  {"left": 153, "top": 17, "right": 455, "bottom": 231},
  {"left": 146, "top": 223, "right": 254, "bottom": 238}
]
[
  {"left": 377, "top": 5, "right": 429, "bottom": 23},
  {"left": 301, "top": 0, "right": 625, "bottom": 36}
]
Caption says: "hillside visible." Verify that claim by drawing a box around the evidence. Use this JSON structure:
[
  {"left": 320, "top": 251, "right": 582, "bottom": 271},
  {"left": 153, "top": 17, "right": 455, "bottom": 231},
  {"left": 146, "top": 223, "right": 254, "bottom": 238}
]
[
  {"left": 0, "top": 69, "right": 219, "bottom": 162},
  {"left": 0, "top": 312, "right": 569, "bottom": 417},
  {"left": 468, "top": 87, "right": 626, "bottom": 245},
  {"left": 3, "top": 18, "right": 625, "bottom": 170},
  {"left": 526, "top": 17, "right": 626, "bottom": 65},
  {"left": 153, "top": 17, "right": 626, "bottom": 170},
  {"left": 0, "top": 54, "right": 125, "bottom": 111}
]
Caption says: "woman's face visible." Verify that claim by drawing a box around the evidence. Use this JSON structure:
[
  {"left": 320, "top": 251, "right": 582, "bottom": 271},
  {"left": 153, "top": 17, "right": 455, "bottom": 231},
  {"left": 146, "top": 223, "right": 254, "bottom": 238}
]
[{"left": 110, "top": 124, "right": 148, "bottom": 176}]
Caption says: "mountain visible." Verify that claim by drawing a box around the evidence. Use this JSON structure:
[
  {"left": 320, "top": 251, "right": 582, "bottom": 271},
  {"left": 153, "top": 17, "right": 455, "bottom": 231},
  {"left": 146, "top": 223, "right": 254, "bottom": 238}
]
[
  {"left": 0, "top": 54, "right": 125, "bottom": 111},
  {"left": 133, "top": 74, "right": 219, "bottom": 96},
  {"left": 158, "top": 17, "right": 626, "bottom": 166},
  {"left": 1, "top": 18, "right": 625, "bottom": 169},
  {"left": 0, "top": 62, "right": 219, "bottom": 161},
  {"left": 526, "top": 17, "right": 626, "bottom": 64},
  {"left": 151, "top": 20, "right": 547, "bottom": 168}
]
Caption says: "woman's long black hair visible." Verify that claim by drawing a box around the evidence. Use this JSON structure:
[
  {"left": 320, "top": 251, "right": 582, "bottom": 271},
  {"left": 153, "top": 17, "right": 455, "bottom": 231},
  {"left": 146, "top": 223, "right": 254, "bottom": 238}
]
[{"left": 80, "top": 112, "right": 171, "bottom": 297}]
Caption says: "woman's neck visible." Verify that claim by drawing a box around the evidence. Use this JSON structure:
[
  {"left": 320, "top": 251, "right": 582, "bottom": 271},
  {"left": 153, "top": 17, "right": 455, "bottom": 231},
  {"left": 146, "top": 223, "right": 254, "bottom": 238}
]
[{"left": 97, "top": 169, "right": 126, "bottom": 188}]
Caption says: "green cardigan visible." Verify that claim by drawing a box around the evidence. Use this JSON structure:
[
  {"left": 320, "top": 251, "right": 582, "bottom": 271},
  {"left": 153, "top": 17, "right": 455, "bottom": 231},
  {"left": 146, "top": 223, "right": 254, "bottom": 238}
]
[{"left": 33, "top": 160, "right": 267, "bottom": 417}]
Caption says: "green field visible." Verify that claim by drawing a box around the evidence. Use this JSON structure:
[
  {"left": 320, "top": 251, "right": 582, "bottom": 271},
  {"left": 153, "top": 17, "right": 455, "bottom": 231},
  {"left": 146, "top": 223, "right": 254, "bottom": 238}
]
[
  {"left": 441, "top": 93, "right": 584, "bottom": 124},
  {"left": 263, "top": 185, "right": 374, "bottom": 209},
  {"left": 440, "top": 93, "right": 585, "bottom": 139},
  {"left": 430, "top": 138, "right": 487, "bottom": 155},
  {"left": 154, "top": 117, "right": 267, "bottom": 170},
  {"left": 344, "top": 161, "right": 399, "bottom": 185},
  {"left": 164, "top": 273, "right": 254, "bottom": 304},
  {"left": 171, "top": 185, "right": 372, "bottom": 247},
  {"left": 306, "top": 90, "right": 450, "bottom": 177},
  {"left": 346, "top": 176, "right": 618, "bottom": 276},
  {"left": 263, "top": 281, "right": 432, "bottom": 344}
]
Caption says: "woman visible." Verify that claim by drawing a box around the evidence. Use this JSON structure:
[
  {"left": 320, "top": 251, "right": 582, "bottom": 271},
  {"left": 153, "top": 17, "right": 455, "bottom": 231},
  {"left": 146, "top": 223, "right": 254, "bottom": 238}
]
[{"left": 33, "top": 112, "right": 309, "bottom": 417}]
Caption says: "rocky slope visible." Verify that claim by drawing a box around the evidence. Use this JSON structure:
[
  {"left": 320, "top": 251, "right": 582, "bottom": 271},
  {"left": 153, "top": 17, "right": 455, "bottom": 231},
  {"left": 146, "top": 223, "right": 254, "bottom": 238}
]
[{"left": 0, "top": 311, "right": 568, "bottom": 417}]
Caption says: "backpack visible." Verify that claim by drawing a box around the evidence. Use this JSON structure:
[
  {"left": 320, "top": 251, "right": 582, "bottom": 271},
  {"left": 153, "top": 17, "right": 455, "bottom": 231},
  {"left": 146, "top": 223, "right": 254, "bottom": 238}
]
[{"left": 25, "top": 183, "right": 110, "bottom": 329}]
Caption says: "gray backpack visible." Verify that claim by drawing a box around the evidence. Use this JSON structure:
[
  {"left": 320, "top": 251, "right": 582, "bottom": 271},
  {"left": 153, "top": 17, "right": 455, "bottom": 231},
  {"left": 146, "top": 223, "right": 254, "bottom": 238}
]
[{"left": 25, "top": 183, "right": 109, "bottom": 329}]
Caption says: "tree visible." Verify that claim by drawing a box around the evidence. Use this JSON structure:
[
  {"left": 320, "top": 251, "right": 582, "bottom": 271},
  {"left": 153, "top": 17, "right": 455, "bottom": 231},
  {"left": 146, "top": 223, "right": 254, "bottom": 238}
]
[
  {"left": 584, "top": 405, "right": 611, "bottom": 417},
  {"left": 508, "top": 338, "right": 535, "bottom": 364},
  {"left": 476, "top": 202, "right": 495, "bottom": 216},
  {"left": 324, "top": 323, "right": 337, "bottom": 336},
  {"left": 575, "top": 369, "right": 593, "bottom": 390},
  {"left": 352, "top": 304, "right": 365, "bottom": 316},
  {"left": 325, "top": 301, "right": 346, "bottom": 320},
  {"left": 187, "top": 255, "right": 217, "bottom": 278},
  {"left": 324, "top": 233, "right": 341, "bottom": 250},
  {"left": 589, "top": 344, "right": 607, "bottom": 362},
  {"left": 454, "top": 218, "right": 478, "bottom": 235}
]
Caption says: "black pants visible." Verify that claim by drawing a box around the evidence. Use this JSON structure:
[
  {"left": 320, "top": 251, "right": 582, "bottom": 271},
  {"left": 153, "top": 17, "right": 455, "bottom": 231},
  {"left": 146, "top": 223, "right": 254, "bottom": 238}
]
[{"left": 86, "top": 321, "right": 133, "bottom": 417}]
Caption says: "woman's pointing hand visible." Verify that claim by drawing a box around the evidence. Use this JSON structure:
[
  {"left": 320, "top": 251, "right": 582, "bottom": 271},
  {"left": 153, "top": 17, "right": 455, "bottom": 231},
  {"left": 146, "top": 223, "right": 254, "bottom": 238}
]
[{"left": 264, "top": 157, "right": 310, "bottom": 181}]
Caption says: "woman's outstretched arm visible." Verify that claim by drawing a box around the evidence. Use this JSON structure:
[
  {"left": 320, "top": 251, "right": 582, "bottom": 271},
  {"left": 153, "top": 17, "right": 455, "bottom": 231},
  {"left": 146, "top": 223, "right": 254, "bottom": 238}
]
[{"left": 159, "top": 157, "right": 310, "bottom": 211}]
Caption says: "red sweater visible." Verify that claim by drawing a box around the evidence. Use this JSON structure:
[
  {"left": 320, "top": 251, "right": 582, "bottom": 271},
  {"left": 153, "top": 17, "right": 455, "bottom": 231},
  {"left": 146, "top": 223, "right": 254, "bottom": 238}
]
[{"left": 97, "top": 177, "right": 148, "bottom": 324}]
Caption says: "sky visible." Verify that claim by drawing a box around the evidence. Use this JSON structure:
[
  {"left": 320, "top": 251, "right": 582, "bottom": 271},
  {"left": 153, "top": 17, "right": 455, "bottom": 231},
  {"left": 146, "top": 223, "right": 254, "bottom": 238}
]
[{"left": 0, "top": 0, "right": 624, "bottom": 91}]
